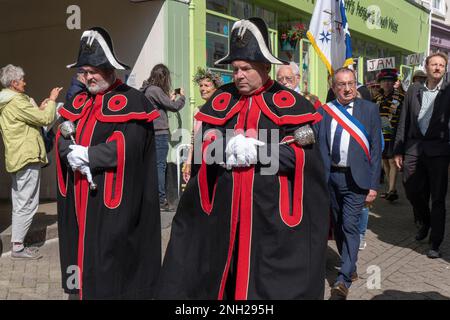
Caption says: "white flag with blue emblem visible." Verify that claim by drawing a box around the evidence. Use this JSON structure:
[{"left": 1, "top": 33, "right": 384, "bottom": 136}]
[{"left": 307, "top": 0, "right": 353, "bottom": 75}]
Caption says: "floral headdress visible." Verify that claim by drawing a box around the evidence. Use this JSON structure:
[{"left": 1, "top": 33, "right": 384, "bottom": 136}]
[{"left": 192, "top": 67, "right": 223, "bottom": 88}]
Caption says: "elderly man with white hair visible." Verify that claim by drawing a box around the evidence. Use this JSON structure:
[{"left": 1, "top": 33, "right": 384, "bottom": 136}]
[
  {"left": 0, "top": 64, "right": 62, "bottom": 260},
  {"left": 276, "top": 62, "right": 301, "bottom": 92},
  {"left": 276, "top": 62, "right": 322, "bottom": 108}
]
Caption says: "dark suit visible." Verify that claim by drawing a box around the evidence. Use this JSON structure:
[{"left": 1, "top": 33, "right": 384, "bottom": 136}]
[
  {"left": 393, "top": 81, "right": 450, "bottom": 249},
  {"left": 318, "top": 98, "right": 382, "bottom": 288}
]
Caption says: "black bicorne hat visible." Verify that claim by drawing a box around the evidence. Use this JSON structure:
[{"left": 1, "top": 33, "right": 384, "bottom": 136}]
[
  {"left": 215, "top": 17, "right": 288, "bottom": 65},
  {"left": 67, "top": 27, "right": 130, "bottom": 70}
]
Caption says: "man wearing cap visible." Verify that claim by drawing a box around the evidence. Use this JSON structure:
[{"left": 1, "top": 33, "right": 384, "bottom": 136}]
[
  {"left": 373, "top": 68, "right": 404, "bottom": 202},
  {"left": 394, "top": 52, "right": 450, "bottom": 259},
  {"left": 157, "top": 17, "right": 329, "bottom": 299},
  {"left": 412, "top": 69, "right": 427, "bottom": 85},
  {"left": 56, "top": 27, "right": 161, "bottom": 299}
]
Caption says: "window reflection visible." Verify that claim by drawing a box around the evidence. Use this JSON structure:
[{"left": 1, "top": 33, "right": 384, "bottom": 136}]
[
  {"left": 207, "top": 0, "right": 230, "bottom": 15},
  {"left": 206, "top": 33, "right": 228, "bottom": 70}
]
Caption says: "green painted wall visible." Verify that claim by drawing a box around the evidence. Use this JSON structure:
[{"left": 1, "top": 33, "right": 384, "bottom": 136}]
[
  {"left": 278, "top": 0, "right": 429, "bottom": 54},
  {"left": 166, "top": 0, "right": 191, "bottom": 163},
  {"left": 190, "top": 0, "right": 208, "bottom": 125},
  {"left": 344, "top": 0, "right": 429, "bottom": 54}
]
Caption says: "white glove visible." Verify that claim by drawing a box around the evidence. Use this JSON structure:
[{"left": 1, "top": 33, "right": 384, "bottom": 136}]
[
  {"left": 78, "top": 164, "right": 94, "bottom": 185},
  {"left": 244, "top": 137, "right": 265, "bottom": 165},
  {"left": 225, "top": 134, "right": 265, "bottom": 169},
  {"left": 67, "top": 145, "right": 89, "bottom": 170},
  {"left": 225, "top": 134, "right": 246, "bottom": 168}
]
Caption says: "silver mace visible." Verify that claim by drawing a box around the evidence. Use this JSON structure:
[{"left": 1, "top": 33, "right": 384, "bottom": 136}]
[
  {"left": 59, "top": 121, "right": 97, "bottom": 191},
  {"left": 279, "top": 124, "right": 316, "bottom": 146}
]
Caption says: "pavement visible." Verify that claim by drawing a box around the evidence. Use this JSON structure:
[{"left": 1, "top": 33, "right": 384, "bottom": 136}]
[
  {"left": 0, "top": 200, "right": 58, "bottom": 255},
  {"left": 0, "top": 206, "right": 175, "bottom": 300},
  {"left": 0, "top": 180, "right": 450, "bottom": 300}
]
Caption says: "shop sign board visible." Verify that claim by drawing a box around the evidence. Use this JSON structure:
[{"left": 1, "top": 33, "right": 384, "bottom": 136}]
[
  {"left": 406, "top": 52, "right": 425, "bottom": 66},
  {"left": 367, "top": 57, "right": 396, "bottom": 72}
]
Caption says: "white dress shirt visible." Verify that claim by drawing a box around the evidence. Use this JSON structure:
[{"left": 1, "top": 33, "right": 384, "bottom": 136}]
[
  {"left": 418, "top": 78, "right": 443, "bottom": 135},
  {"left": 330, "top": 101, "right": 354, "bottom": 167}
]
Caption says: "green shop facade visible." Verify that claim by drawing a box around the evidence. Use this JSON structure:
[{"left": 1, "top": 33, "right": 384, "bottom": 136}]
[
  {"left": 188, "top": 0, "right": 429, "bottom": 101},
  {"left": 161, "top": 0, "right": 430, "bottom": 203}
]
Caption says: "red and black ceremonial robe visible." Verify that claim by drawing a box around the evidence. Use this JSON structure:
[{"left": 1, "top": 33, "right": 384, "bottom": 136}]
[
  {"left": 157, "top": 80, "right": 330, "bottom": 300},
  {"left": 56, "top": 80, "right": 161, "bottom": 299}
]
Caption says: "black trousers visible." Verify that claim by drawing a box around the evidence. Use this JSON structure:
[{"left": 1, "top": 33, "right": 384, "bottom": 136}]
[{"left": 402, "top": 154, "right": 450, "bottom": 248}]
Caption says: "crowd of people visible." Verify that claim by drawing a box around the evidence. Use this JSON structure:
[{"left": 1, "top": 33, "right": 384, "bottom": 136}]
[{"left": 0, "top": 17, "right": 449, "bottom": 300}]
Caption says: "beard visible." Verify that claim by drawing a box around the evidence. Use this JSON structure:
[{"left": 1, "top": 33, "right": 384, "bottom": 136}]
[{"left": 87, "top": 78, "right": 111, "bottom": 94}]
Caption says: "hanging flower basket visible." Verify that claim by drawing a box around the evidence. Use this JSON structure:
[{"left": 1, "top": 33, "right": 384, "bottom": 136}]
[{"left": 279, "top": 23, "right": 306, "bottom": 52}]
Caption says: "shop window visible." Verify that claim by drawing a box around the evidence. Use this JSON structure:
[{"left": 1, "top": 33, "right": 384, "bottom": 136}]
[
  {"left": 207, "top": 0, "right": 230, "bottom": 15},
  {"left": 206, "top": 0, "right": 276, "bottom": 29},
  {"left": 364, "top": 42, "right": 378, "bottom": 60},
  {"left": 206, "top": 13, "right": 233, "bottom": 80},
  {"left": 230, "top": 0, "right": 253, "bottom": 19},
  {"left": 352, "top": 37, "right": 363, "bottom": 58},
  {"left": 206, "top": 32, "right": 229, "bottom": 70},
  {"left": 300, "top": 39, "right": 311, "bottom": 93},
  {"left": 254, "top": 5, "right": 276, "bottom": 29},
  {"left": 205, "top": 10, "right": 278, "bottom": 82},
  {"left": 206, "top": 14, "right": 230, "bottom": 35}
]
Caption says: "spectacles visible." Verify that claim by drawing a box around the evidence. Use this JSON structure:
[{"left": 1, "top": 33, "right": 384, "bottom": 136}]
[
  {"left": 277, "top": 76, "right": 296, "bottom": 83},
  {"left": 335, "top": 81, "right": 356, "bottom": 89}
]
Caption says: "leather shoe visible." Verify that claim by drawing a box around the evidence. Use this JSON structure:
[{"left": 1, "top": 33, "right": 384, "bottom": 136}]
[
  {"left": 160, "top": 200, "right": 170, "bottom": 211},
  {"left": 426, "top": 249, "right": 441, "bottom": 259},
  {"left": 385, "top": 190, "right": 398, "bottom": 201},
  {"left": 351, "top": 272, "right": 358, "bottom": 282},
  {"left": 415, "top": 225, "right": 429, "bottom": 241},
  {"left": 329, "top": 282, "right": 348, "bottom": 300}
]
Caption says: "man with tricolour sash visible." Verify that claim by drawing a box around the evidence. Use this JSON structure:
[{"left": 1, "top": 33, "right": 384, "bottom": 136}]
[{"left": 317, "top": 67, "right": 382, "bottom": 300}]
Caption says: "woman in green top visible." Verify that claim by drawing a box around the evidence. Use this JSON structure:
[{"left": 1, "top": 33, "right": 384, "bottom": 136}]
[{"left": 0, "top": 64, "right": 62, "bottom": 259}]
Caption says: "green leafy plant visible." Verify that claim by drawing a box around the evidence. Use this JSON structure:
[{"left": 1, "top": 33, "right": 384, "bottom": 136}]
[{"left": 279, "top": 23, "right": 306, "bottom": 50}]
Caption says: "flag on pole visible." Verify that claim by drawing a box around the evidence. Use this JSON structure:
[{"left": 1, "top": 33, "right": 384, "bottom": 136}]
[{"left": 306, "top": 0, "right": 353, "bottom": 75}]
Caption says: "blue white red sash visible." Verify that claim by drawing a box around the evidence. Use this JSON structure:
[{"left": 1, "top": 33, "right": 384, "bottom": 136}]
[{"left": 322, "top": 101, "right": 371, "bottom": 162}]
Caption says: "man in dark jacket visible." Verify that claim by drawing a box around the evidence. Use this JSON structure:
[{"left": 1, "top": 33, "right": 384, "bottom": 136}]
[
  {"left": 317, "top": 67, "right": 382, "bottom": 300},
  {"left": 57, "top": 27, "right": 161, "bottom": 299},
  {"left": 394, "top": 52, "right": 450, "bottom": 259},
  {"left": 157, "top": 17, "right": 329, "bottom": 300}
]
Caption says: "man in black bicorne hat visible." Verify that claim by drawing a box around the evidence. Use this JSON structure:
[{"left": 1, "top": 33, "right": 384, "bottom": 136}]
[
  {"left": 157, "top": 18, "right": 329, "bottom": 299},
  {"left": 56, "top": 27, "right": 161, "bottom": 299}
]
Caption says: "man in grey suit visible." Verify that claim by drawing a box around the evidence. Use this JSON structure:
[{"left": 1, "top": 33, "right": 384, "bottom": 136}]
[
  {"left": 317, "top": 67, "right": 382, "bottom": 299},
  {"left": 394, "top": 52, "right": 450, "bottom": 259}
]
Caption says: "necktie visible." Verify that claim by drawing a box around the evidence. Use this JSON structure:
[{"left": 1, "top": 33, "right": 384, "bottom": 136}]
[
  {"left": 331, "top": 124, "right": 344, "bottom": 165},
  {"left": 331, "top": 104, "right": 349, "bottom": 165}
]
